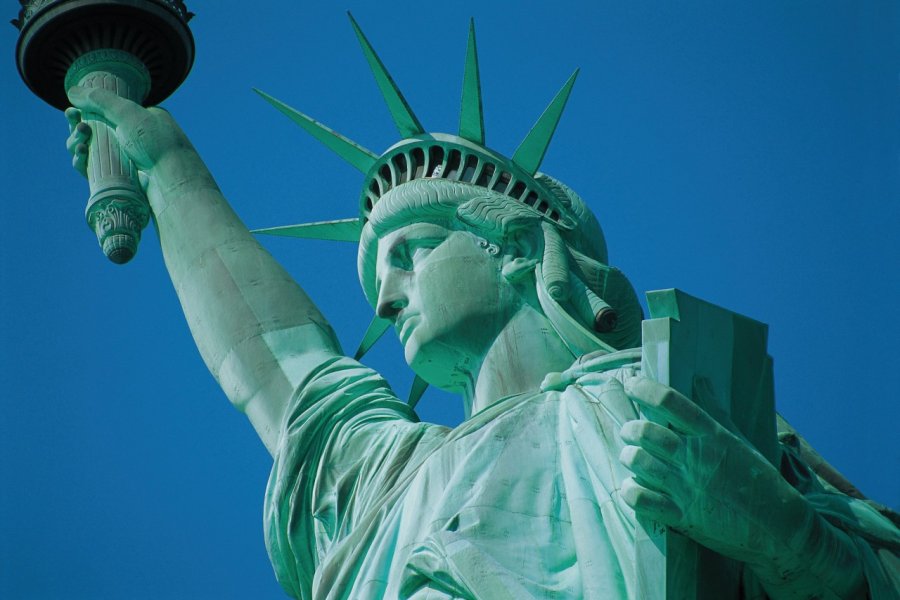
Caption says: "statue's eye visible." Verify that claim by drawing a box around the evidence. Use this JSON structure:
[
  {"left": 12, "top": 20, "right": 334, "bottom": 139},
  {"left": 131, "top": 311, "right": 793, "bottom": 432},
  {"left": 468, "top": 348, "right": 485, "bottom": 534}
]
[
  {"left": 392, "top": 244, "right": 419, "bottom": 270},
  {"left": 391, "top": 236, "right": 442, "bottom": 270}
]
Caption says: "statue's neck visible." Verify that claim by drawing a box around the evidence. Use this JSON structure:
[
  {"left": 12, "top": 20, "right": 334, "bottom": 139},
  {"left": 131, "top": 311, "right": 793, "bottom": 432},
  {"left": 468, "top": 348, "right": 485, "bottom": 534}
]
[{"left": 465, "top": 305, "right": 576, "bottom": 417}]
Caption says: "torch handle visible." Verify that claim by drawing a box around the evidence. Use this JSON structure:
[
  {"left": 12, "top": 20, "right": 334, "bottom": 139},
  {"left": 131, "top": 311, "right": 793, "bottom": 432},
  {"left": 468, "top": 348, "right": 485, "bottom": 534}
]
[{"left": 66, "top": 50, "right": 151, "bottom": 264}]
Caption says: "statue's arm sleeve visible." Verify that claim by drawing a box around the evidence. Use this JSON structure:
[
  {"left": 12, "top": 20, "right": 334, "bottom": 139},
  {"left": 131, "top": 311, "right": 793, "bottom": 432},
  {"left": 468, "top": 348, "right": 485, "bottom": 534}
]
[
  {"left": 750, "top": 442, "right": 900, "bottom": 599},
  {"left": 143, "top": 147, "right": 343, "bottom": 455},
  {"left": 263, "top": 354, "right": 446, "bottom": 597}
]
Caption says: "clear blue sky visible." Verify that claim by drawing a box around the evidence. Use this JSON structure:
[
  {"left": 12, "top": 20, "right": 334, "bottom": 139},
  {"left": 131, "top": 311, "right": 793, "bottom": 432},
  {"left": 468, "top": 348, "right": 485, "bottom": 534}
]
[{"left": 2, "top": 1, "right": 898, "bottom": 597}]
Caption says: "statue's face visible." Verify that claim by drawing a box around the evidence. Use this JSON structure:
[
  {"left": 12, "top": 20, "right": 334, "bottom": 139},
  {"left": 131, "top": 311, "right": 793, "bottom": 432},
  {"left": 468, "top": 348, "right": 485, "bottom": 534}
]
[{"left": 374, "top": 222, "right": 518, "bottom": 391}]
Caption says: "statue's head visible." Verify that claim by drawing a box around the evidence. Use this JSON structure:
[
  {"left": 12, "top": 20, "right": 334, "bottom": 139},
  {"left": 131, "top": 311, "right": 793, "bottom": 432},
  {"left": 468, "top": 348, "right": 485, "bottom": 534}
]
[
  {"left": 356, "top": 174, "right": 642, "bottom": 388},
  {"left": 255, "top": 15, "right": 642, "bottom": 391}
]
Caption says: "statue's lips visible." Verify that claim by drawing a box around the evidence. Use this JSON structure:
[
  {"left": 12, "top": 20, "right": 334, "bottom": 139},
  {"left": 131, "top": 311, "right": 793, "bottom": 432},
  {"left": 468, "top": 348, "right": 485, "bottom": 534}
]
[{"left": 398, "top": 316, "right": 419, "bottom": 345}]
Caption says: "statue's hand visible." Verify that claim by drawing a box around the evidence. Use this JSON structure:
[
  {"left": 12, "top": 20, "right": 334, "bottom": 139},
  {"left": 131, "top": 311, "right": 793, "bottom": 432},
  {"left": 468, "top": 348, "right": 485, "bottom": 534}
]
[
  {"left": 64, "top": 108, "right": 91, "bottom": 178},
  {"left": 65, "top": 86, "right": 192, "bottom": 177},
  {"left": 618, "top": 377, "right": 809, "bottom": 565},
  {"left": 618, "top": 376, "right": 868, "bottom": 598}
]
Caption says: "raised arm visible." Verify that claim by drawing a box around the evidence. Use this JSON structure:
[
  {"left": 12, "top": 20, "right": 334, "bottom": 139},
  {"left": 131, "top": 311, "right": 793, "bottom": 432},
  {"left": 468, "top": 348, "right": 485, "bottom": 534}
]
[{"left": 66, "top": 86, "right": 342, "bottom": 455}]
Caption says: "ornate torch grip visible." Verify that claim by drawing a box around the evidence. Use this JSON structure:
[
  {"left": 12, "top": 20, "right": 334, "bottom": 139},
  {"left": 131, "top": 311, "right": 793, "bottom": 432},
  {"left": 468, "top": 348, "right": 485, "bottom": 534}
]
[
  {"left": 14, "top": 0, "right": 195, "bottom": 266},
  {"left": 66, "top": 50, "right": 152, "bottom": 264}
]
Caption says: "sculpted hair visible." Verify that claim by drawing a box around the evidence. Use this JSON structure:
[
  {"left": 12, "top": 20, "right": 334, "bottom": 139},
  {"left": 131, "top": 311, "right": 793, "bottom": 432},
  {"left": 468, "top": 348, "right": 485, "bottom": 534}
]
[{"left": 358, "top": 177, "right": 642, "bottom": 351}]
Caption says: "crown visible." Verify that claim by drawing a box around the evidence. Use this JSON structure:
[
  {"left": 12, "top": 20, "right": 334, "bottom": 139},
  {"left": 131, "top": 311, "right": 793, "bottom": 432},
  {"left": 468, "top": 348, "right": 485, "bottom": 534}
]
[
  {"left": 253, "top": 14, "right": 582, "bottom": 407},
  {"left": 254, "top": 13, "right": 579, "bottom": 242}
]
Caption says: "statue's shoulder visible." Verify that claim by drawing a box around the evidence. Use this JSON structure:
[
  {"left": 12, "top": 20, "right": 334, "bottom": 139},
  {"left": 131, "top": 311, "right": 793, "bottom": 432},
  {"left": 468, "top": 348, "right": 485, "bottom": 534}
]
[{"left": 539, "top": 348, "right": 642, "bottom": 394}]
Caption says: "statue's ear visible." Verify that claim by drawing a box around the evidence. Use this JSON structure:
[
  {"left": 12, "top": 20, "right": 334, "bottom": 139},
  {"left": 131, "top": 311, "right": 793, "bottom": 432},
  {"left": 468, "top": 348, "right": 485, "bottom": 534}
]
[
  {"left": 501, "top": 227, "right": 540, "bottom": 282},
  {"left": 505, "top": 225, "right": 541, "bottom": 257}
]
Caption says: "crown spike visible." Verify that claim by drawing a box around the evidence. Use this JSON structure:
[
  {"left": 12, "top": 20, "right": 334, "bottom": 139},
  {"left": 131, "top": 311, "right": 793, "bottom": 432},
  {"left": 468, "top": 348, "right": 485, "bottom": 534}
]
[
  {"left": 511, "top": 69, "right": 579, "bottom": 176},
  {"left": 348, "top": 12, "right": 425, "bottom": 138},
  {"left": 254, "top": 89, "right": 377, "bottom": 173},
  {"left": 354, "top": 316, "right": 393, "bottom": 360},
  {"left": 252, "top": 218, "right": 362, "bottom": 242},
  {"left": 458, "top": 19, "right": 485, "bottom": 144},
  {"left": 408, "top": 375, "right": 429, "bottom": 409}
]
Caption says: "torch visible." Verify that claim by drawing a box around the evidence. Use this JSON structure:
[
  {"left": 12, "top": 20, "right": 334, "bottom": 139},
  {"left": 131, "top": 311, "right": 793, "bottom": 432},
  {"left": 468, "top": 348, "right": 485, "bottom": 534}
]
[{"left": 13, "top": 0, "right": 195, "bottom": 264}]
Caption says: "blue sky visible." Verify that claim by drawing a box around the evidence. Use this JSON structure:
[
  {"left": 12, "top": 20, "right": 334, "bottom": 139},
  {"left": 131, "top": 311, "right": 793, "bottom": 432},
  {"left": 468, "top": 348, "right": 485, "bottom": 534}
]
[{"left": 2, "top": 1, "right": 898, "bottom": 597}]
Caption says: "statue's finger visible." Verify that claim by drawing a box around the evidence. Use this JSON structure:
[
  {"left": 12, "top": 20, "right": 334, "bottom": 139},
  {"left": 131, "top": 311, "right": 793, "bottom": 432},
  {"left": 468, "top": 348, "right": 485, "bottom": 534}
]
[
  {"left": 66, "top": 123, "right": 90, "bottom": 155},
  {"left": 66, "top": 132, "right": 79, "bottom": 155},
  {"left": 620, "top": 420, "right": 684, "bottom": 463},
  {"left": 619, "top": 445, "right": 678, "bottom": 491},
  {"left": 71, "top": 150, "right": 87, "bottom": 177},
  {"left": 621, "top": 478, "right": 682, "bottom": 525},
  {"left": 66, "top": 86, "right": 143, "bottom": 128},
  {"left": 624, "top": 377, "right": 715, "bottom": 435},
  {"left": 64, "top": 107, "right": 82, "bottom": 134}
]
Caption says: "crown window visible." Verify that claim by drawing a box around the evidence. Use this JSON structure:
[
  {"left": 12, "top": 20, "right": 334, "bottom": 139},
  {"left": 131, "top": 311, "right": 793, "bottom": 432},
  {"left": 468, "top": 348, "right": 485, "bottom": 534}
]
[
  {"left": 428, "top": 146, "right": 445, "bottom": 177},
  {"left": 475, "top": 162, "right": 495, "bottom": 187},
  {"left": 392, "top": 153, "right": 408, "bottom": 184},
  {"left": 379, "top": 164, "right": 393, "bottom": 191},
  {"left": 411, "top": 147, "right": 425, "bottom": 180},
  {"left": 493, "top": 171, "right": 512, "bottom": 194},
  {"left": 445, "top": 149, "right": 462, "bottom": 180},
  {"left": 461, "top": 155, "right": 479, "bottom": 182}
]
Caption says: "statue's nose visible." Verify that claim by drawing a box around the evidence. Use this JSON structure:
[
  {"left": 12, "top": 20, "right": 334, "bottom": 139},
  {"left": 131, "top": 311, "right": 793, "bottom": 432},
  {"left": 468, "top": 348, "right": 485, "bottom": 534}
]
[{"left": 375, "top": 272, "right": 409, "bottom": 320}]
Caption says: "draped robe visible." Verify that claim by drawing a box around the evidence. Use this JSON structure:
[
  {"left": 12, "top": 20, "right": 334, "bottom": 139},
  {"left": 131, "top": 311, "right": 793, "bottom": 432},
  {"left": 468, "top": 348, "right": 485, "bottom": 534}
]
[{"left": 264, "top": 350, "right": 900, "bottom": 599}]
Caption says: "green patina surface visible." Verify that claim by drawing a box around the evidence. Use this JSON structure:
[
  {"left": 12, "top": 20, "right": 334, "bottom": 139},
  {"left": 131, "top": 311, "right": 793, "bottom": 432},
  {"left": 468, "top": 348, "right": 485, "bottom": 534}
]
[{"left": 54, "top": 11, "right": 899, "bottom": 600}]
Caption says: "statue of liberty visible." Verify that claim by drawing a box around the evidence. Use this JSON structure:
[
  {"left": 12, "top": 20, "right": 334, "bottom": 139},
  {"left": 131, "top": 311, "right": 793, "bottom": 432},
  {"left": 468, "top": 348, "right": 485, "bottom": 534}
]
[{"left": 63, "top": 15, "right": 898, "bottom": 599}]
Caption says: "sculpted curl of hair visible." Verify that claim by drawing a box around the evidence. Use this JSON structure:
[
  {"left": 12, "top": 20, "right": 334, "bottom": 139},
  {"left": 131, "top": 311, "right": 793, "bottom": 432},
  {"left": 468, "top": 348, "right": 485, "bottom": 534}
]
[{"left": 357, "top": 177, "right": 642, "bottom": 351}]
